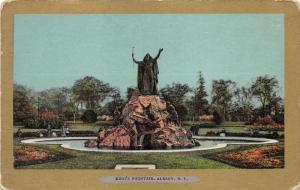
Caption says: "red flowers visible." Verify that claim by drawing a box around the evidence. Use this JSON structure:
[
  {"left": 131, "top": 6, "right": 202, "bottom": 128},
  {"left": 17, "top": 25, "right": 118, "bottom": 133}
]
[
  {"left": 258, "top": 115, "right": 274, "bottom": 125},
  {"left": 250, "top": 124, "right": 284, "bottom": 131},
  {"left": 39, "top": 109, "right": 57, "bottom": 119},
  {"left": 199, "top": 115, "right": 214, "bottom": 121},
  {"left": 15, "top": 146, "right": 49, "bottom": 161},
  {"left": 216, "top": 144, "right": 284, "bottom": 168}
]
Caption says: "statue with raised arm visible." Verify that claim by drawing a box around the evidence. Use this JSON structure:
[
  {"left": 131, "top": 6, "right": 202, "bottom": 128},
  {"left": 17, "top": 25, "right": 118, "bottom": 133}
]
[{"left": 132, "top": 48, "right": 163, "bottom": 95}]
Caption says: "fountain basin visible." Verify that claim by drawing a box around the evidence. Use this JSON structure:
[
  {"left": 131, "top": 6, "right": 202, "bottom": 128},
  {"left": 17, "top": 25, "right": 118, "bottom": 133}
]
[{"left": 21, "top": 136, "right": 278, "bottom": 153}]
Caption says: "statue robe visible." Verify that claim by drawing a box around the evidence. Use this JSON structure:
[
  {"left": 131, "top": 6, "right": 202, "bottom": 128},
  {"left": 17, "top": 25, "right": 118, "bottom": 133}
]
[{"left": 137, "top": 58, "right": 159, "bottom": 95}]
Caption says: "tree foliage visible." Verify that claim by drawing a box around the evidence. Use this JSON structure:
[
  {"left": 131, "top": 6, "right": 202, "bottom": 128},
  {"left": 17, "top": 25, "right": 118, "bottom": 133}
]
[
  {"left": 126, "top": 87, "right": 138, "bottom": 101},
  {"left": 81, "top": 110, "right": 97, "bottom": 123},
  {"left": 231, "top": 86, "right": 254, "bottom": 122},
  {"left": 72, "top": 76, "right": 113, "bottom": 111},
  {"left": 192, "top": 72, "right": 209, "bottom": 118},
  {"left": 159, "top": 83, "right": 191, "bottom": 120},
  {"left": 251, "top": 75, "right": 279, "bottom": 116},
  {"left": 13, "top": 84, "right": 36, "bottom": 124},
  {"left": 101, "top": 88, "right": 125, "bottom": 116},
  {"left": 211, "top": 80, "right": 236, "bottom": 121}
]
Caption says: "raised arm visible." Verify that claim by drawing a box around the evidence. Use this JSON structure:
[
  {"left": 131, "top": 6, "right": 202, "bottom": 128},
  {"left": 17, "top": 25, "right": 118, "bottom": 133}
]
[
  {"left": 154, "top": 48, "right": 163, "bottom": 60},
  {"left": 132, "top": 53, "right": 142, "bottom": 64}
]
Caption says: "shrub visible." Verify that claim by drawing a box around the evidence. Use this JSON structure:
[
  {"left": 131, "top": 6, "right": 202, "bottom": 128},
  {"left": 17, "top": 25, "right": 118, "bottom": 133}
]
[
  {"left": 63, "top": 110, "right": 76, "bottom": 121},
  {"left": 190, "top": 125, "right": 200, "bottom": 135},
  {"left": 175, "top": 105, "right": 188, "bottom": 121},
  {"left": 68, "top": 130, "right": 96, "bottom": 137},
  {"left": 199, "top": 122, "right": 217, "bottom": 128},
  {"left": 273, "top": 114, "right": 284, "bottom": 125},
  {"left": 14, "top": 131, "right": 40, "bottom": 138},
  {"left": 81, "top": 110, "right": 97, "bottom": 123},
  {"left": 24, "top": 118, "right": 39, "bottom": 128},
  {"left": 24, "top": 116, "right": 63, "bottom": 129},
  {"left": 206, "top": 131, "right": 217, "bottom": 136}
]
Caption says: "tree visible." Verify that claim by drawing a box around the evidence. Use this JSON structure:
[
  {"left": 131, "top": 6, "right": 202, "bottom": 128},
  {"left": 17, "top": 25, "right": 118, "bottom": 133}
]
[
  {"left": 81, "top": 110, "right": 97, "bottom": 123},
  {"left": 38, "top": 87, "right": 69, "bottom": 114},
  {"left": 211, "top": 80, "right": 236, "bottom": 121},
  {"left": 232, "top": 86, "right": 254, "bottom": 122},
  {"left": 72, "top": 76, "right": 113, "bottom": 111},
  {"left": 251, "top": 75, "right": 279, "bottom": 116},
  {"left": 101, "top": 88, "right": 125, "bottom": 116},
  {"left": 192, "top": 72, "right": 209, "bottom": 119},
  {"left": 159, "top": 83, "right": 191, "bottom": 120},
  {"left": 13, "top": 84, "right": 36, "bottom": 124},
  {"left": 126, "top": 87, "right": 137, "bottom": 101}
]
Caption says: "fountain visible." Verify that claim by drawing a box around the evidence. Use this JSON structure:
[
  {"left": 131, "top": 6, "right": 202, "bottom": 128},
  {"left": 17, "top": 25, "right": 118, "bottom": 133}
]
[
  {"left": 84, "top": 92, "right": 196, "bottom": 150},
  {"left": 21, "top": 49, "right": 279, "bottom": 152}
]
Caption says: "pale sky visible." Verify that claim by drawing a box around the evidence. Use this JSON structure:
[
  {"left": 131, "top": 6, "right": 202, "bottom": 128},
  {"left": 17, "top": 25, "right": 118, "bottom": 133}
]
[{"left": 14, "top": 14, "right": 284, "bottom": 97}]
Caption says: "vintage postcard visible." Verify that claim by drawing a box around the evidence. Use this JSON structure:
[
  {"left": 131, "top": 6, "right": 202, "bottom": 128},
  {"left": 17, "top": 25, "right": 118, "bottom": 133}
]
[{"left": 1, "top": 0, "right": 300, "bottom": 190}]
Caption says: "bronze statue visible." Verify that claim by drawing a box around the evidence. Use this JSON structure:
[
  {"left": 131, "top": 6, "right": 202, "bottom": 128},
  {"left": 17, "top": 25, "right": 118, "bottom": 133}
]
[{"left": 132, "top": 48, "right": 163, "bottom": 95}]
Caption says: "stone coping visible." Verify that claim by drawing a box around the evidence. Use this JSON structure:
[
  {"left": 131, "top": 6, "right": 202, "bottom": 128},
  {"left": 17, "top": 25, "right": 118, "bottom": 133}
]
[{"left": 21, "top": 136, "right": 278, "bottom": 153}]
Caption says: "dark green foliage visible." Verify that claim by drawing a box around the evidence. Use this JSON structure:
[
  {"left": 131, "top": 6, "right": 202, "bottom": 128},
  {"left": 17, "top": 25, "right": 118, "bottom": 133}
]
[
  {"left": 251, "top": 75, "right": 280, "bottom": 116},
  {"left": 192, "top": 72, "right": 209, "bottom": 118},
  {"left": 24, "top": 117, "right": 64, "bottom": 129},
  {"left": 13, "top": 84, "right": 36, "bottom": 125},
  {"left": 81, "top": 110, "right": 97, "bottom": 123},
  {"left": 159, "top": 83, "right": 191, "bottom": 120},
  {"left": 213, "top": 111, "right": 223, "bottom": 125},
  {"left": 72, "top": 76, "right": 114, "bottom": 111},
  {"left": 273, "top": 113, "right": 284, "bottom": 125},
  {"left": 100, "top": 89, "right": 125, "bottom": 116},
  {"left": 174, "top": 104, "right": 188, "bottom": 121},
  {"left": 199, "top": 122, "right": 217, "bottom": 128},
  {"left": 126, "top": 87, "right": 138, "bottom": 101},
  {"left": 211, "top": 80, "right": 235, "bottom": 121}
]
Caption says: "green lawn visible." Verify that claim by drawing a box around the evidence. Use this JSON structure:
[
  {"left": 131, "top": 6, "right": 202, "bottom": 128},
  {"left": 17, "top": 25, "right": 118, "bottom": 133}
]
[
  {"left": 21, "top": 152, "right": 235, "bottom": 169},
  {"left": 14, "top": 121, "right": 111, "bottom": 132},
  {"left": 14, "top": 139, "right": 237, "bottom": 169}
]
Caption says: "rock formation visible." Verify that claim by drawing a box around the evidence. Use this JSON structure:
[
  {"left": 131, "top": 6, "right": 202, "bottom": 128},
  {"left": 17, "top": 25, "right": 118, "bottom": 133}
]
[{"left": 85, "top": 92, "right": 195, "bottom": 149}]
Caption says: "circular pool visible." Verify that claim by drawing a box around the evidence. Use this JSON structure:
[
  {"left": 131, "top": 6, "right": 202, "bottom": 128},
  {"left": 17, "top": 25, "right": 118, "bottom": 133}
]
[{"left": 21, "top": 136, "right": 278, "bottom": 153}]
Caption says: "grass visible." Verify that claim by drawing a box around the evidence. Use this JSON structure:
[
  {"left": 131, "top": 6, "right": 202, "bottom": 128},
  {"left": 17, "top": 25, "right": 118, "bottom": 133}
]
[
  {"left": 14, "top": 139, "right": 237, "bottom": 169},
  {"left": 21, "top": 152, "right": 235, "bottom": 169},
  {"left": 197, "top": 127, "right": 249, "bottom": 135}
]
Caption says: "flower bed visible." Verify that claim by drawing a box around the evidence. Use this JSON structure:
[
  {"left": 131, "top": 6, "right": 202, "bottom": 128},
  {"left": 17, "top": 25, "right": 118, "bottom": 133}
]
[
  {"left": 212, "top": 144, "right": 284, "bottom": 168},
  {"left": 249, "top": 124, "right": 284, "bottom": 131},
  {"left": 14, "top": 145, "right": 73, "bottom": 168},
  {"left": 15, "top": 146, "right": 50, "bottom": 161}
]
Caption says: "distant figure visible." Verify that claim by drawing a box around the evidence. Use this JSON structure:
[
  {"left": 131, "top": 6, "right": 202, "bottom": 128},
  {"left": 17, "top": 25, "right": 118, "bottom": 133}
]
[
  {"left": 47, "top": 124, "right": 52, "bottom": 137},
  {"left": 16, "top": 129, "right": 23, "bottom": 139},
  {"left": 39, "top": 132, "right": 44, "bottom": 138},
  {"left": 61, "top": 124, "right": 67, "bottom": 137},
  {"left": 65, "top": 127, "right": 70, "bottom": 136},
  {"left": 132, "top": 48, "right": 163, "bottom": 95},
  {"left": 52, "top": 131, "right": 57, "bottom": 137}
]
